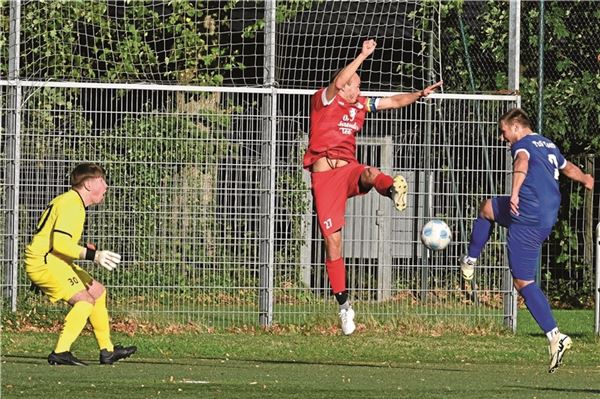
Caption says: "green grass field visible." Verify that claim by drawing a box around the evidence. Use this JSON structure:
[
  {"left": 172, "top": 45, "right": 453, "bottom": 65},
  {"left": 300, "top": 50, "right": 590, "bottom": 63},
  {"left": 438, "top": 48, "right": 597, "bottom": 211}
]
[{"left": 2, "top": 310, "right": 600, "bottom": 398}]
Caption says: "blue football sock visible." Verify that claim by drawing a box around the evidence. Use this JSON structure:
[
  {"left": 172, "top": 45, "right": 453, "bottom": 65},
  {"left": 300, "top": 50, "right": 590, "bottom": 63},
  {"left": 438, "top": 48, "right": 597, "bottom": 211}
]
[
  {"left": 467, "top": 216, "right": 494, "bottom": 258},
  {"left": 520, "top": 283, "right": 557, "bottom": 334}
]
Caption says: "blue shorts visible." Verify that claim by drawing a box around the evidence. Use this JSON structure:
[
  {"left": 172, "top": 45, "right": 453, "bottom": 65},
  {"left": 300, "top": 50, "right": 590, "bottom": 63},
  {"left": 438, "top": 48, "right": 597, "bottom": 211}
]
[{"left": 492, "top": 196, "right": 552, "bottom": 281}]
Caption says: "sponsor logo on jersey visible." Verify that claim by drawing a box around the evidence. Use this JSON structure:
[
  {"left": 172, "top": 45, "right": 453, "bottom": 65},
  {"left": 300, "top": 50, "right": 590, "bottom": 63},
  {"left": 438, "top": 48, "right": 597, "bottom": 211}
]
[
  {"left": 339, "top": 109, "right": 358, "bottom": 134},
  {"left": 532, "top": 140, "right": 556, "bottom": 149},
  {"left": 342, "top": 108, "right": 357, "bottom": 122},
  {"left": 338, "top": 121, "right": 359, "bottom": 135}
]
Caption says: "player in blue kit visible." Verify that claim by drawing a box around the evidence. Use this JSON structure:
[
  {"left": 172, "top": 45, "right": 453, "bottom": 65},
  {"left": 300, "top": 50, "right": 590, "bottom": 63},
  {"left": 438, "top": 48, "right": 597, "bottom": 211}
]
[{"left": 459, "top": 108, "right": 594, "bottom": 373}]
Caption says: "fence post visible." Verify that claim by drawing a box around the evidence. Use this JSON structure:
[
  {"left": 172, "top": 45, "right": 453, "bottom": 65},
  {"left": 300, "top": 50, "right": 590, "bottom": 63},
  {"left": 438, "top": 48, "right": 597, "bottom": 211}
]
[
  {"left": 300, "top": 165, "right": 312, "bottom": 288},
  {"left": 258, "top": 0, "right": 276, "bottom": 327},
  {"left": 502, "top": 0, "right": 521, "bottom": 333},
  {"left": 376, "top": 136, "right": 393, "bottom": 301},
  {"left": 595, "top": 223, "right": 600, "bottom": 335},
  {"left": 4, "top": 0, "right": 22, "bottom": 312}
]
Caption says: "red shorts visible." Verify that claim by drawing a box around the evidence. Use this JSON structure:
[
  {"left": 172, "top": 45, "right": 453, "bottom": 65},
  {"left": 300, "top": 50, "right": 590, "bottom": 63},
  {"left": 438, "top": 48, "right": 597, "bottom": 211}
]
[{"left": 311, "top": 162, "right": 368, "bottom": 237}]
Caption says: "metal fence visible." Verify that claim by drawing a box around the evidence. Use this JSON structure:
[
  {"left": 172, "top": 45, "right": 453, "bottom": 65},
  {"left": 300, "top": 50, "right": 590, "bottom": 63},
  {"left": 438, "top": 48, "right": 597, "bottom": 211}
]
[
  {"left": 4, "top": 0, "right": 596, "bottom": 331},
  {"left": 1, "top": 81, "right": 519, "bottom": 328}
]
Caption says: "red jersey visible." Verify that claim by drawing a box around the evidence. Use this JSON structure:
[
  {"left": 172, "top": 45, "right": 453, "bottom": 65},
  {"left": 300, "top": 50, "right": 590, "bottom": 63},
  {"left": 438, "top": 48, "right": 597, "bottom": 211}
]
[{"left": 303, "top": 88, "right": 377, "bottom": 169}]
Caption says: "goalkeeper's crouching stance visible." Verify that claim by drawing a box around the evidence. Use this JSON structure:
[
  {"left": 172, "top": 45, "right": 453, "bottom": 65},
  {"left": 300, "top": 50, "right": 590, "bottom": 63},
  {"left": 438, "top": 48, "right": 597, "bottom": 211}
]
[{"left": 24, "top": 163, "right": 136, "bottom": 366}]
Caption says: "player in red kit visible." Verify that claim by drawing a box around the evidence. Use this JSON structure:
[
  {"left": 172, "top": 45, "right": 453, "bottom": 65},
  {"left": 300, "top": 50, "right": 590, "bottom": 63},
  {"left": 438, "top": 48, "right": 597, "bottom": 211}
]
[{"left": 304, "top": 39, "right": 442, "bottom": 335}]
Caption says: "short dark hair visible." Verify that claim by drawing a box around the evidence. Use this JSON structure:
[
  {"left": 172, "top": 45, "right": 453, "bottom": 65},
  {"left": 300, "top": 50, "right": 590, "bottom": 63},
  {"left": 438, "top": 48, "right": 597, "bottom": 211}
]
[
  {"left": 70, "top": 163, "right": 106, "bottom": 188},
  {"left": 499, "top": 108, "right": 533, "bottom": 130}
]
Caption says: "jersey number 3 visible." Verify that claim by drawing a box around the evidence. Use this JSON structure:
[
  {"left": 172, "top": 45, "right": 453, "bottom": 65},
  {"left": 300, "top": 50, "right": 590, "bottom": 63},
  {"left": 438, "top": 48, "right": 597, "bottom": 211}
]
[{"left": 548, "top": 154, "right": 559, "bottom": 180}]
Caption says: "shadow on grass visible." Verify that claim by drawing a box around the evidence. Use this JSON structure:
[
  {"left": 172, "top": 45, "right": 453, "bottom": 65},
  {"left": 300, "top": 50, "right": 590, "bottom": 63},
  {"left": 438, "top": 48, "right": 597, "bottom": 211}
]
[
  {"left": 3, "top": 354, "right": 468, "bottom": 373},
  {"left": 524, "top": 332, "right": 588, "bottom": 339},
  {"left": 508, "top": 385, "right": 600, "bottom": 395}
]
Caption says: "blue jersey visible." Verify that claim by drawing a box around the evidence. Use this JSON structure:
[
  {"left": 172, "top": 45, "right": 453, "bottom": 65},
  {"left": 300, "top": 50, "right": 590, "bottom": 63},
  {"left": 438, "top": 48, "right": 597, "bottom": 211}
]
[{"left": 510, "top": 133, "right": 566, "bottom": 227}]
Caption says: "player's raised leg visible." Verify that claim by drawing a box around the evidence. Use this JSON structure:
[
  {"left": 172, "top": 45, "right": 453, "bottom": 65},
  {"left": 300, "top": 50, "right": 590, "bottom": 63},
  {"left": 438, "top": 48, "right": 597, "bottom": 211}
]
[
  {"left": 389, "top": 175, "right": 408, "bottom": 211},
  {"left": 361, "top": 168, "right": 408, "bottom": 212},
  {"left": 459, "top": 197, "right": 510, "bottom": 280}
]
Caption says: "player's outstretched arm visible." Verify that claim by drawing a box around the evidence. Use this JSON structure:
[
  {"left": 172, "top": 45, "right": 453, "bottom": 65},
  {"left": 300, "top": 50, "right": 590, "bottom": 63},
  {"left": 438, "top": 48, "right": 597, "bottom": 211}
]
[
  {"left": 376, "top": 80, "right": 443, "bottom": 110},
  {"left": 52, "top": 232, "right": 88, "bottom": 260},
  {"left": 79, "top": 243, "right": 122, "bottom": 271},
  {"left": 561, "top": 161, "right": 594, "bottom": 191},
  {"left": 324, "top": 39, "right": 377, "bottom": 102}
]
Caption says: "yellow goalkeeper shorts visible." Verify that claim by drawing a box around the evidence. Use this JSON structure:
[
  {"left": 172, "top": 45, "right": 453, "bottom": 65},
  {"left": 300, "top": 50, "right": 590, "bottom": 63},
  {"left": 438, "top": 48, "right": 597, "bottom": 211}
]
[{"left": 25, "top": 253, "right": 94, "bottom": 303}]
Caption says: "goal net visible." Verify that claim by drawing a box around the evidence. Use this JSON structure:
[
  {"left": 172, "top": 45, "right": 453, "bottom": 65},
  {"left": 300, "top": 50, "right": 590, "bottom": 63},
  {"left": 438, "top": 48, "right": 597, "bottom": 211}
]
[
  {"left": 3, "top": 0, "right": 441, "bottom": 91},
  {"left": 277, "top": 0, "right": 442, "bottom": 92}
]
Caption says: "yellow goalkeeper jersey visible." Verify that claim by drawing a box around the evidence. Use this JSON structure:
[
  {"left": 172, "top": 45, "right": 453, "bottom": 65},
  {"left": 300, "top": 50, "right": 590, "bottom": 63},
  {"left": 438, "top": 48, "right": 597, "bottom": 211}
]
[{"left": 25, "top": 189, "right": 86, "bottom": 268}]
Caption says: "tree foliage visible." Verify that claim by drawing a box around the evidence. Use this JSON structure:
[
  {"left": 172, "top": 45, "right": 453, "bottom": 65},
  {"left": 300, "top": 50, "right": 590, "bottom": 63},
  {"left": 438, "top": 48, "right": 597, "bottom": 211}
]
[
  {"left": 440, "top": 0, "right": 598, "bottom": 306},
  {"left": 2, "top": 0, "right": 247, "bottom": 84},
  {"left": 441, "top": 0, "right": 599, "bottom": 156}
]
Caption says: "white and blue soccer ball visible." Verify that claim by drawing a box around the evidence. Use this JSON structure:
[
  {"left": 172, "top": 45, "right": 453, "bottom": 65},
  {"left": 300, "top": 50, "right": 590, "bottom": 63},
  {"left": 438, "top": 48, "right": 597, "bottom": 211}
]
[{"left": 420, "top": 219, "right": 452, "bottom": 251}]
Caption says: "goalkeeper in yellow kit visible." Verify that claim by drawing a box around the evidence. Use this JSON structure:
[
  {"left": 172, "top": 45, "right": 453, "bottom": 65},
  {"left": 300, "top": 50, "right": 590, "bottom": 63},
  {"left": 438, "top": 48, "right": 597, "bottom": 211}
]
[{"left": 25, "top": 163, "right": 136, "bottom": 366}]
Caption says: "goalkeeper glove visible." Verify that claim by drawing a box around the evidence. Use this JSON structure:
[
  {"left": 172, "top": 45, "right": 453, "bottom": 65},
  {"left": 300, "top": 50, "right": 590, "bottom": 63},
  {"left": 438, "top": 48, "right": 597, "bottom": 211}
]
[{"left": 94, "top": 250, "right": 121, "bottom": 271}]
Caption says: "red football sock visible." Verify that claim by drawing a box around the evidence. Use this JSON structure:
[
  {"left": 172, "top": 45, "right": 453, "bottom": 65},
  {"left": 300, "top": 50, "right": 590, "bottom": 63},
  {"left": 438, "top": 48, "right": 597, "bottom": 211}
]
[
  {"left": 374, "top": 173, "right": 394, "bottom": 196},
  {"left": 326, "top": 257, "right": 346, "bottom": 294}
]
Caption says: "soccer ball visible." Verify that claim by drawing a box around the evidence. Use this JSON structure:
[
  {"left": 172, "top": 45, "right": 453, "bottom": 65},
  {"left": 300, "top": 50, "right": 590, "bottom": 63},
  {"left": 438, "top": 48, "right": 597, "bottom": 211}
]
[{"left": 420, "top": 219, "right": 452, "bottom": 251}]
